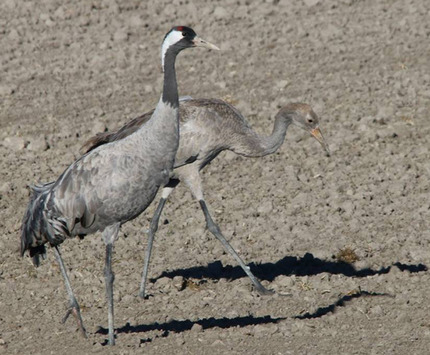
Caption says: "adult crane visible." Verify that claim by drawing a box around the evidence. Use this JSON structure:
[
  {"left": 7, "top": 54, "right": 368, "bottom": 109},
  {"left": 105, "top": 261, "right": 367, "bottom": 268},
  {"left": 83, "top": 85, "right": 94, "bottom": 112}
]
[
  {"left": 21, "top": 27, "right": 219, "bottom": 346},
  {"left": 81, "top": 97, "right": 330, "bottom": 299}
]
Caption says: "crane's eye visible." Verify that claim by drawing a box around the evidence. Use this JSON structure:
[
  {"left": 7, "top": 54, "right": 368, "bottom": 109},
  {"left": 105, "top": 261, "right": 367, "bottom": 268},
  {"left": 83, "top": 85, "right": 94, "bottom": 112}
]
[
  {"left": 182, "top": 31, "right": 187, "bottom": 37},
  {"left": 307, "top": 118, "right": 313, "bottom": 123}
]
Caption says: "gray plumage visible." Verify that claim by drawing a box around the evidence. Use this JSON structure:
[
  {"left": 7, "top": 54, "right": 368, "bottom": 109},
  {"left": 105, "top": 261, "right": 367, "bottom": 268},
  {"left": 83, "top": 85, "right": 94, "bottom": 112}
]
[
  {"left": 81, "top": 97, "right": 330, "bottom": 297},
  {"left": 22, "top": 110, "right": 177, "bottom": 261},
  {"left": 20, "top": 26, "right": 219, "bottom": 346}
]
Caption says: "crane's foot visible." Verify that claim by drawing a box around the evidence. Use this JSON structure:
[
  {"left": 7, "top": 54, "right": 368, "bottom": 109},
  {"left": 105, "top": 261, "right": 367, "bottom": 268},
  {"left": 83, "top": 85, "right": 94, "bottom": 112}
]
[
  {"left": 62, "top": 305, "right": 88, "bottom": 338},
  {"left": 255, "top": 283, "right": 275, "bottom": 296}
]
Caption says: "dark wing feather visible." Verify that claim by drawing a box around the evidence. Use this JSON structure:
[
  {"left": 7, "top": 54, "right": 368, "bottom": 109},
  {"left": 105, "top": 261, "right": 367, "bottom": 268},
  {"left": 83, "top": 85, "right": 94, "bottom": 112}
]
[{"left": 80, "top": 110, "right": 155, "bottom": 154}]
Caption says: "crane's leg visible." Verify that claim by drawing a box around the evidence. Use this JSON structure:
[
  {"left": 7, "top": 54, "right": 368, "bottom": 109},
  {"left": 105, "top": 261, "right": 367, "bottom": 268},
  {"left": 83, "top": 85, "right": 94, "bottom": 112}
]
[
  {"left": 102, "top": 223, "right": 120, "bottom": 346},
  {"left": 178, "top": 165, "right": 273, "bottom": 295},
  {"left": 53, "top": 246, "right": 87, "bottom": 338},
  {"left": 199, "top": 200, "right": 274, "bottom": 295},
  {"left": 139, "top": 182, "right": 178, "bottom": 299},
  {"left": 139, "top": 197, "right": 166, "bottom": 298}
]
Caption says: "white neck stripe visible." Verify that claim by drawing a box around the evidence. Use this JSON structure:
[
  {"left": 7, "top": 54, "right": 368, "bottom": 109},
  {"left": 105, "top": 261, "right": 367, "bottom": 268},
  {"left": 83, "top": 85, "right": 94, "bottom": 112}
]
[{"left": 161, "top": 30, "right": 184, "bottom": 70}]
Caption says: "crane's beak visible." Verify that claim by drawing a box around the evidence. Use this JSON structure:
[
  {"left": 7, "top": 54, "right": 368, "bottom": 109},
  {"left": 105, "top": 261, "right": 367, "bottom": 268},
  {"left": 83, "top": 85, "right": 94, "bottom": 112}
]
[
  {"left": 192, "top": 36, "right": 220, "bottom": 50},
  {"left": 310, "top": 127, "right": 330, "bottom": 156}
]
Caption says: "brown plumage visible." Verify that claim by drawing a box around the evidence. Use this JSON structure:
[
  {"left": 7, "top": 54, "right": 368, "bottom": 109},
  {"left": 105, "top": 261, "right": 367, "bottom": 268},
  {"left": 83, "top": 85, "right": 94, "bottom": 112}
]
[{"left": 82, "top": 97, "right": 330, "bottom": 298}]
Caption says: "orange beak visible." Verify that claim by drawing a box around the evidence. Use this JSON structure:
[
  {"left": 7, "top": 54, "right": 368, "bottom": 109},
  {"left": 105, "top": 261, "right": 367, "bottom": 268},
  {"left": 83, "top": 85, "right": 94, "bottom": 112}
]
[{"left": 310, "top": 127, "right": 330, "bottom": 156}]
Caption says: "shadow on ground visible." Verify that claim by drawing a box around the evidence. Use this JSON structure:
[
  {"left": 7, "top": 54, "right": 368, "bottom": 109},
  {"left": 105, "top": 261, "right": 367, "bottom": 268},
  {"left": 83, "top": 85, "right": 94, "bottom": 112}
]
[
  {"left": 150, "top": 253, "right": 427, "bottom": 283},
  {"left": 295, "top": 289, "right": 392, "bottom": 319},
  {"left": 95, "top": 289, "right": 389, "bottom": 344},
  {"left": 96, "top": 314, "right": 284, "bottom": 344}
]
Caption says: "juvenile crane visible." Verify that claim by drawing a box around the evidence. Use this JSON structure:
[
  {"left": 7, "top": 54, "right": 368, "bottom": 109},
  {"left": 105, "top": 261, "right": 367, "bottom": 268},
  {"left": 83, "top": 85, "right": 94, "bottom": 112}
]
[
  {"left": 21, "top": 27, "right": 219, "bottom": 345},
  {"left": 82, "top": 97, "right": 330, "bottom": 298}
]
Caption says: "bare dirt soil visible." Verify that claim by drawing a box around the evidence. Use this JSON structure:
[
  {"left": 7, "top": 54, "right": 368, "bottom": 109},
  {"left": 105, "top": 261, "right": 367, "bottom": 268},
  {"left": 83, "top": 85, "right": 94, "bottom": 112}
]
[{"left": 1, "top": 0, "right": 430, "bottom": 354}]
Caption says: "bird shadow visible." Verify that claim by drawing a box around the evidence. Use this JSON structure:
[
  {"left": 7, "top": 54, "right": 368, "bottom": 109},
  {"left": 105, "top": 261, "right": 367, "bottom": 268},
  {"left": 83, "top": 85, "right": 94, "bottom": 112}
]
[
  {"left": 150, "top": 252, "right": 427, "bottom": 283},
  {"left": 95, "top": 289, "right": 389, "bottom": 344},
  {"left": 96, "top": 254, "right": 426, "bottom": 344},
  {"left": 96, "top": 314, "right": 285, "bottom": 344},
  {"left": 295, "top": 289, "right": 391, "bottom": 319}
]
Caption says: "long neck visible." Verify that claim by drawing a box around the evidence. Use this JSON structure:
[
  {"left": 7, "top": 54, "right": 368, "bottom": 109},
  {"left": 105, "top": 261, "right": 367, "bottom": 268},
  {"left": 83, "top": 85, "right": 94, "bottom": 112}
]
[
  {"left": 161, "top": 47, "right": 179, "bottom": 108},
  {"left": 235, "top": 112, "right": 292, "bottom": 157}
]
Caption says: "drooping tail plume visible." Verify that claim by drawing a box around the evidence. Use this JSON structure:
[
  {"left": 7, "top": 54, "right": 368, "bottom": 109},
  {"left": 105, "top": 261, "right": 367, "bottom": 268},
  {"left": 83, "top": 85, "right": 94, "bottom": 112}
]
[{"left": 20, "top": 183, "right": 54, "bottom": 266}]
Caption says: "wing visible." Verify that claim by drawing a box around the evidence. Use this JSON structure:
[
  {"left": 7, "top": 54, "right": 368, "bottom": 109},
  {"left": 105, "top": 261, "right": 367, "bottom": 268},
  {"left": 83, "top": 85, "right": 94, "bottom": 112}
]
[
  {"left": 80, "top": 110, "right": 155, "bottom": 154},
  {"left": 80, "top": 97, "right": 194, "bottom": 154}
]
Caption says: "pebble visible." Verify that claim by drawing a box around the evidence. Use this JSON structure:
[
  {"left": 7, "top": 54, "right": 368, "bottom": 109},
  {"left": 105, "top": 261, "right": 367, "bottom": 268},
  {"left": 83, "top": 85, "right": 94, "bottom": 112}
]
[
  {"left": 211, "top": 339, "right": 225, "bottom": 346},
  {"left": 163, "top": 4, "right": 176, "bottom": 17},
  {"left": 257, "top": 199, "right": 273, "bottom": 214},
  {"left": 172, "top": 275, "right": 185, "bottom": 291},
  {"left": 155, "top": 277, "right": 171, "bottom": 291},
  {"left": 2, "top": 136, "right": 25, "bottom": 151},
  {"left": 129, "top": 15, "right": 143, "bottom": 27},
  {"left": 369, "top": 305, "right": 384, "bottom": 316},
  {"left": 213, "top": 6, "right": 228, "bottom": 19},
  {"left": 190, "top": 323, "right": 203, "bottom": 333},
  {"left": 91, "top": 121, "right": 107, "bottom": 135},
  {"left": 276, "top": 275, "right": 295, "bottom": 287},
  {"left": 113, "top": 29, "right": 128, "bottom": 42},
  {"left": 27, "top": 136, "right": 48, "bottom": 151},
  {"left": 304, "top": 0, "right": 320, "bottom": 6},
  {"left": 0, "top": 84, "right": 16, "bottom": 96}
]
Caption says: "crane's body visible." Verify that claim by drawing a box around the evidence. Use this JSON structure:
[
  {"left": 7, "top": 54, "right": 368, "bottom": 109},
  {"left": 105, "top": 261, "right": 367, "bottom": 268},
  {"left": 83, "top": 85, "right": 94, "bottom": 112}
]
[
  {"left": 20, "top": 27, "right": 219, "bottom": 346},
  {"left": 82, "top": 98, "right": 330, "bottom": 297},
  {"left": 22, "top": 101, "right": 178, "bottom": 260}
]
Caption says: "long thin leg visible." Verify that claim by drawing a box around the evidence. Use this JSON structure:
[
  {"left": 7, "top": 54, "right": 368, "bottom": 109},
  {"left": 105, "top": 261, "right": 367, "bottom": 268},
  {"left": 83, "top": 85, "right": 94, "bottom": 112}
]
[
  {"left": 199, "top": 200, "right": 274, "bottom": 295},
  {"left": 139, "top": 197, "right": 167, "bottom": 299},
  {"left": 102, "top": 224, "right": 120, "bottom": 346},
  {"left": 53, "top": 246, "right": 87, "bottom": 338}
]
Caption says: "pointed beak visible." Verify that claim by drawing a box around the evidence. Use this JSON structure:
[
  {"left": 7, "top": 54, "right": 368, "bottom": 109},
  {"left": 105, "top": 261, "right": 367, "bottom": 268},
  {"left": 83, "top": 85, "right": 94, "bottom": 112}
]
[
  {"left": 310, "top": 127, "right": 330, "bottom": 156},
  {"left": 192, "top": 36, "right": 220, "bottom": 50}
]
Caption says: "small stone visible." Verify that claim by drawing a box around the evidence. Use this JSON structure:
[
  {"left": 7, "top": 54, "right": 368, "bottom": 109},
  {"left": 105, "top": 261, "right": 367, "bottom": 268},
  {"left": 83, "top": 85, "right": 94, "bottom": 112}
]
[
  {"left": 155, "top": 277, "right": 170, "bottom": 291},
  {"left": 257, "top": 200, "right": 273, "bottom": 214},
  {"left": 304, "top": 0, "right": 320, "bottom": 6},
  {"left": 113, "top": 29, "right": 128, "bottom": 42},
  {"left": 163, "top": 4, "right": 176, "bottom": 16},
  {"left": 45, "top": 18, "right": 55, "bottom": 27},
  {"left": 4, "top": 0, "right": 15, "bottom": 9},
  {"left": 190, "top": 323, "right": 203, "bottom": 333},
  {"left": 144, "top": 84, "right": 153, "bottom": 93},
  {"left": 276, "top": 275, "right": 294, "bottom": 287},
  {"left": 2, "top": 136, "right": 25, "bottom": 151},
  {"left": 0, "top": 182, "right": 12, "bottom": 193},
  {"left": 8, "top": 29, "right": 19, "bottom": 40},
  {"left": 211, "top": 339, "right": 225, "bottom": 346},
  {"left": 54, "top": 6, "right": 66, "bottom": 20},
  {"left": 172, "top": 276, "right": 185, "bottom": 291},
  {"left": 27, "top": 136, "right": 48, "bottom": 151},
  {"left": 253, "top": 324, "right": 269, "bottom": 337},
  {"left": 276, "top": 79, "right": 290, "bottom": 89},
  {"left": 129, "top": 15, "right": 143, "bottom": 27},
  {"left": 0, "top": 84, "right": 16, "bottom": 96},
  {"left": 369, "top": 305, "right": 384, "bottom": 316},
  {"left": 91, "top": 121, "right": 107, "bottom": 135},
  {"left": 213, "top": 6, "right": 228, "bottom": 19}
]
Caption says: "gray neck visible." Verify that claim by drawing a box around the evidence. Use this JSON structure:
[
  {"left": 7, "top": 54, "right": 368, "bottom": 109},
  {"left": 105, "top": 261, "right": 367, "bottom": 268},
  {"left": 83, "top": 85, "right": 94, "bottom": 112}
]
[
  {"left": 161, "top": 46, "right": 180, "bottom": 108},
  {"left": 258, "top": 112, "right": 292, "bottom": 155},
  {"left": 238, "top": 112, "right": 293, "bottom": 157}
]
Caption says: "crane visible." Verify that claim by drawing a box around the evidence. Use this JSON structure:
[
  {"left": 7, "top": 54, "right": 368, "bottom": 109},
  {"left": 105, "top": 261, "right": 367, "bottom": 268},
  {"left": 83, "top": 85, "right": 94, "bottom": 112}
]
[
  {"left": 21, "top": 27, "right": 219, "bottom": 345},
  {"left": 81, "top": 98, "right": 330, "bottom": 299}
]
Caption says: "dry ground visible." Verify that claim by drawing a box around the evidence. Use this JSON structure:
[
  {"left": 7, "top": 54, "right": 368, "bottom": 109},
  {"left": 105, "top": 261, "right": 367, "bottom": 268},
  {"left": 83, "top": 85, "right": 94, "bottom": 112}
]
[{"left": 1, "top": 0, "right": 430, "bottom": 354}]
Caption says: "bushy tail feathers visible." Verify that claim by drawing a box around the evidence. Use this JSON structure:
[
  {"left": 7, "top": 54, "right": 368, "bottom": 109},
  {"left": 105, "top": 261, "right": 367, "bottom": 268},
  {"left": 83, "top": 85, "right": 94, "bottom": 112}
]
[{"left": 21, "top": 183, "right": 54, "bottom": 266}]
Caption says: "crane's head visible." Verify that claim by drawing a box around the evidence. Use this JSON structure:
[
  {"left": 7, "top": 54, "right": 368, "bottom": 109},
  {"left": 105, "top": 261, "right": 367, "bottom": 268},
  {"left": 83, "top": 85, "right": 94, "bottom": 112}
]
[
  {"left": 161, "top": 26, "right": 219, "bottom": 69},
  {"left": 278, "top": 103, "right": 330, "bottom": 156}
]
